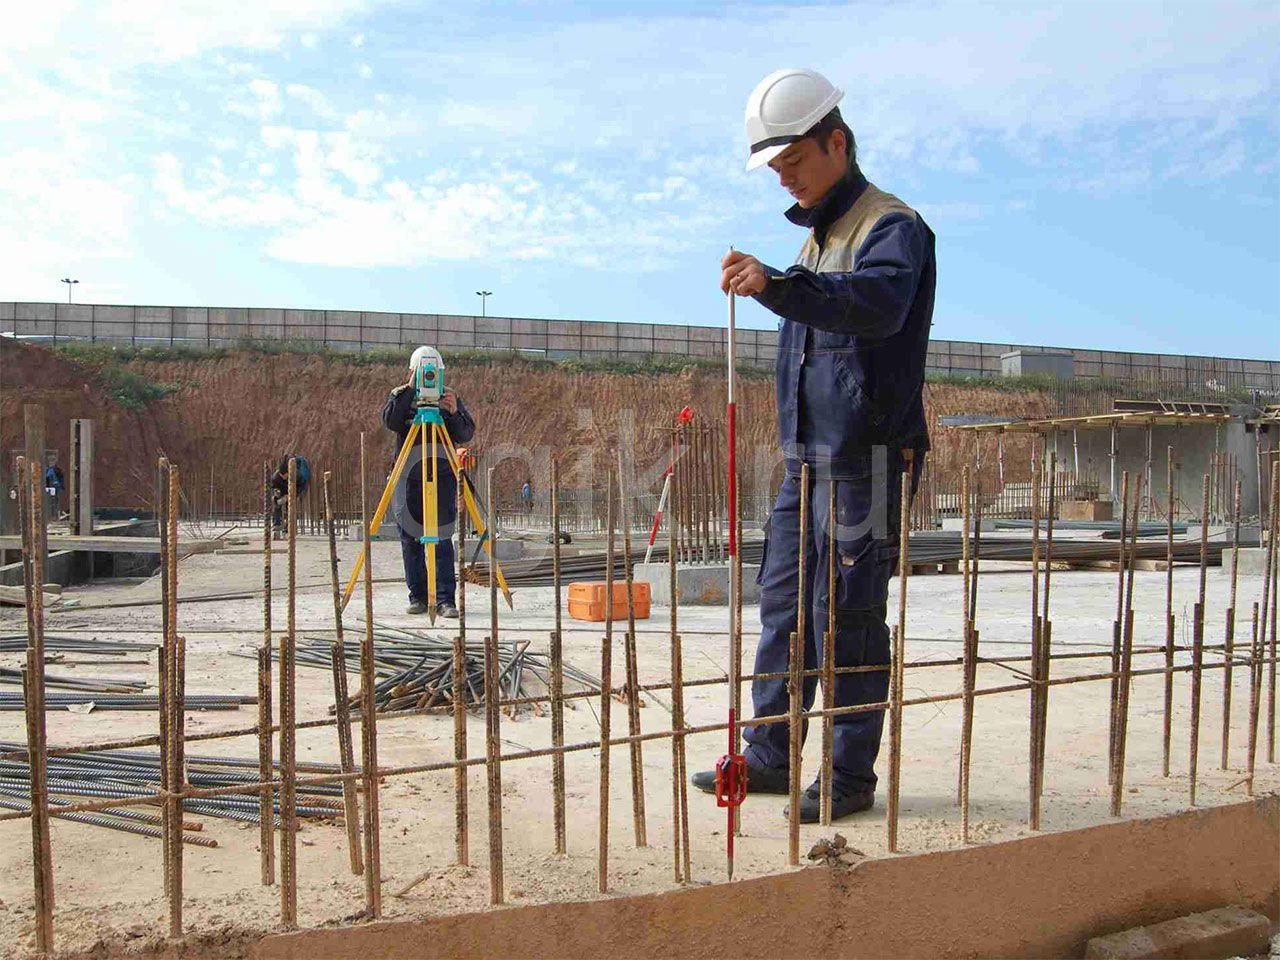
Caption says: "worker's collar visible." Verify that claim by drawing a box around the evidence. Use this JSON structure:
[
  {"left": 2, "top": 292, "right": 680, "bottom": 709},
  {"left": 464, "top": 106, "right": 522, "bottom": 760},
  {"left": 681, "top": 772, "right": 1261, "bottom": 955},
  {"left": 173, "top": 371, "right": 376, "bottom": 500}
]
[{"left": 785, "top": 165, "right": 868, "bottom": 243}]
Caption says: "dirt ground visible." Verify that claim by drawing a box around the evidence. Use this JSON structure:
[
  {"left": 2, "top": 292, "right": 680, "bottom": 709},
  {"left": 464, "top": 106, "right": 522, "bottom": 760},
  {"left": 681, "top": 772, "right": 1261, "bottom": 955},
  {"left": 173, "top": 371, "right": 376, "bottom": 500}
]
[{"left": 1, "top": 526, "right": 1277, "bottom": 958}]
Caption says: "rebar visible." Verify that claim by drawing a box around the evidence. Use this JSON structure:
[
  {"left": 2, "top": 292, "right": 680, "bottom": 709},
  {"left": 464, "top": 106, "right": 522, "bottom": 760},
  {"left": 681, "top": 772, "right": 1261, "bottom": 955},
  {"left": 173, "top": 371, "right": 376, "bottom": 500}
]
[
  {"left": 550, "top": 457, "right": 567, "bottom": 856},
  {"left": 484, "top": 466, "right": 504, "bottom": 906},
  {"left": 597, "top": 466, "right": 615, "bottom": 893},
  {"left": 360, "top": 434, "right": 383, "bottom": 919},
  {"left": 324, "top": 471, "right": 363, "bottom": 877},
  {"left": 617, "top": 450, "right": 648, "bottom": 849},
  {"left": 1221, "top": 480, "right": 1241, "bottom": 769},
  {"left": 887, "top": 453, "right": 913, "bottom": 853},
  {"left": 1189, "top": 474, "right": 1209, "bottom": 805},
  {"left": 454, "top": 473, "right": 469, "bottom": 867},
  {"left": 1162, "top": 448, "right": 1175, "bottom": 778},
  {"left": 820, "top": 478, "right": 836, "bottom": 827}
]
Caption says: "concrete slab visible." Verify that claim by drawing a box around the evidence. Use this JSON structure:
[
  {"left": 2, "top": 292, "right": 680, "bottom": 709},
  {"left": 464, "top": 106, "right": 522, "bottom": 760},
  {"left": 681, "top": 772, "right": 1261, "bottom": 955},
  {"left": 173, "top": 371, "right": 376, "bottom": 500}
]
[
  {"left": 1219, "top": 547, "right": 1270, "bottom": 577},
  {"left": 635, "top": 561, "right": 761, "bottom": 605},
  {"left": 1188, "top": 523, "right": 1261, "bottom": 546},
  {"left": 941, "top": 518, "right": 997, "bottom": 532}
]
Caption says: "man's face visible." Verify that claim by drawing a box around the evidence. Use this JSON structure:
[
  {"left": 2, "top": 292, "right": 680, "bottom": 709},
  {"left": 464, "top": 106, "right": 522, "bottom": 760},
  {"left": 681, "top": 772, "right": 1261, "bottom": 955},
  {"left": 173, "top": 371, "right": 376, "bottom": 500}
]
[{"left": 768, "top": 132, "right": 847, "bottom": 209}]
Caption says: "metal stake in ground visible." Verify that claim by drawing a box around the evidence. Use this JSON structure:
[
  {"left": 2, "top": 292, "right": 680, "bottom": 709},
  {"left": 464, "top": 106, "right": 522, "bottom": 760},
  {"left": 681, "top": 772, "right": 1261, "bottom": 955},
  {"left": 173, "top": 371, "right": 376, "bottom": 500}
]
[
  {"left": 1108, "top": 462, "right": 1129, "bottom": 785},
  {"left": 1036, "top": 451, "right": 1057, "bottom": 807},
  {"left": 1162, "top": 447, "right": 1175, "bottom": 778},
  {"left": 484, "top": 467, "right": 504, "bottom": 906},
  {"left": 1222, "top": 480, "right": 1241, "bottom": 769},
  {"left": 158, "top": 458, "right": 172, "bottom": 897},
  {"left": 787, "top": 463, "right": 810, "bottom": 867},
  {"left": 1111, "top": 474, "right": 1142, "bottom": 816},
  {"left": 259, "top": 462, "right": 275, "bottom": 885},
  {"left": 1265, "top": 468, "right": 1279, "bottom": 763},
  {"left": 550, "top": 458, "right": 567, "bottom": 856},
  {"left": 617, "top": 449, "right": 648, "bottom": 848},
  {"left": 166, "top": 466, "right": 185, "bottom": 940},
  {"left": 959, "top": 466, "right": 974, "bottom": 841},
  {"left": 454, "top": 473, "right": 468, "bottom": 867},
  {"left": 887, "top": 451, "right": 913, "bottom": 854},
  {"left": 597, "top": 466, "right": 616, "bottom": 893},
  {"left": 1189, "top": 473, "right": 1210, "bottom": 805},
  {"left": 279, "top": 457, "right": 299, "bottom": 927},
  {"left": 1029, "top": 445, "right": 1044, "bottom": 830},
  {"left": 667, "top": 471, "right": 685, "bottom": 883},
  {"left": 1246, "top": 602, "right": 1262, "bottom": 795},
  {"left": 324, "top": 472, "right": 363, "bottom": 876},
  {"left": 359, "top": 434, "right": 383, "bottom": 919},
  {"left": 21, "top": 458, "right": 54, "bottom": 954},
  {"left": 820, "top": 479, "right": 836, "bottom": 827}
]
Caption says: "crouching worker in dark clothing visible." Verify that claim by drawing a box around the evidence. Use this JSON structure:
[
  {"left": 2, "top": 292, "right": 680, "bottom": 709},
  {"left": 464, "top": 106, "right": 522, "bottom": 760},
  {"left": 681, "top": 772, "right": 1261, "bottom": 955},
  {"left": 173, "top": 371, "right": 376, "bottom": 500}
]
[
  {"left": 382, "top": 348, "right": 475, "bottom": 618},
  {"left": 270, "top": 455, "right": 311, "bottom": 538}
]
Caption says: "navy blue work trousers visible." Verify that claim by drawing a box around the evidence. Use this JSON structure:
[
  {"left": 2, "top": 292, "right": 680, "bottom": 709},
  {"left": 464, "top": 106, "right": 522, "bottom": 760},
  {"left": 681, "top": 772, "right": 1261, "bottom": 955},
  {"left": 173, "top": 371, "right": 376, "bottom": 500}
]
[
  {"left": 744, "top": 458, "right": 920, "bottom": 795},
  {"left": 397, "top": 458, "right": 458, "bottom": 607}
]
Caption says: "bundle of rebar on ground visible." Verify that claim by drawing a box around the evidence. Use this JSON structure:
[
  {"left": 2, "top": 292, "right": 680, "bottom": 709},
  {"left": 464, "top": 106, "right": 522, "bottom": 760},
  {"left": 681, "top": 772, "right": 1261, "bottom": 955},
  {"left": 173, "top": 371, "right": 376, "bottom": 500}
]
[
  {"left": 0, "top": 632, "right": 157, "bottom": 656},
  {"left": 0, "top": 666, "right": 147, "bottom": 694},
  {"left": 0, "top": 692, "right": 253, "bottom": 712},
  {"left": 0, "top": 742, "right": 345, "bottom": 840}
]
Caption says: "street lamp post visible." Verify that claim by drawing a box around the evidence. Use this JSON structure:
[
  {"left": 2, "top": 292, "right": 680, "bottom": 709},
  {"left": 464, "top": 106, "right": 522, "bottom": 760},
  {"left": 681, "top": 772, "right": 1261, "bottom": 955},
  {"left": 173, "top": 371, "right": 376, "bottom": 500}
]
[
  {"left": 61, "top": 278, "right": 79, "bottom": 303},
  {"left": 476, "top": 290, "right": 492, "bottom": 318}
]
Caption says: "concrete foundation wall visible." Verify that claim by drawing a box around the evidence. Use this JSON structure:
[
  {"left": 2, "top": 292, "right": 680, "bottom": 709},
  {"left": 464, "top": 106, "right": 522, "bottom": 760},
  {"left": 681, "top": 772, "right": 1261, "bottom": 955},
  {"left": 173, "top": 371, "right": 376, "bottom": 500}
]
[
  {"left": 4, "top": 301, "right": 1277, "bottom": 388},
  {"left": 256, "top": 796, "right": 1278, "bottom": 960}
]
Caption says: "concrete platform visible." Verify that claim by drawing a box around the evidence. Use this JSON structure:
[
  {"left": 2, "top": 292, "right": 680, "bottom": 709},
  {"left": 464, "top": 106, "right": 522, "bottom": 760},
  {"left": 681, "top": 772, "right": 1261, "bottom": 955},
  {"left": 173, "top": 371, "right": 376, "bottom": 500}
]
[
  {"left": 1188, "top": 522, "right": 1261, "bottom": 546},
  {"left": 1219, "top": 546, "right": 1271, "bottom": 577},
  {"left": 941, "top": 518, "right": 997, "bottom": 533},
  {"left": 634, "top": 561, "right": 761, "bottom": 605}
]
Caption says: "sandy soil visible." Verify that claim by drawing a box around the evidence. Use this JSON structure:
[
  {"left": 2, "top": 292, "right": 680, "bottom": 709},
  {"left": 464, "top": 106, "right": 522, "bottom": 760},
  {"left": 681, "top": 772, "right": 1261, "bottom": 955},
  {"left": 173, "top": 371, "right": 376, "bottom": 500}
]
[{"left": 0, "top": 527, "right": 1276, "bottom": 957}]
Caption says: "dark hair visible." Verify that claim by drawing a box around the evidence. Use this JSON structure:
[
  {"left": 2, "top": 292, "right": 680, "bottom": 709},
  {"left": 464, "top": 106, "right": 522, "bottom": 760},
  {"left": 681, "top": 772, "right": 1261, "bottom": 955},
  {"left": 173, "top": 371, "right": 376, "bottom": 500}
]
[{"left": 808, "top": 107, "right": 856, "bottom": 167}]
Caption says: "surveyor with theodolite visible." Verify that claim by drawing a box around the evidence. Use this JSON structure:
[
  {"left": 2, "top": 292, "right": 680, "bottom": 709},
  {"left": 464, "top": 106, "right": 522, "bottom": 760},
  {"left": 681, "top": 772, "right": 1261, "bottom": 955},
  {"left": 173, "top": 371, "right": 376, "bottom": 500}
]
[
  {"left": 692, "top": 68, "right": 935, "bottom": 822},
  {"left": 383, "top": 346, "right": 475, "bottom": 618}
]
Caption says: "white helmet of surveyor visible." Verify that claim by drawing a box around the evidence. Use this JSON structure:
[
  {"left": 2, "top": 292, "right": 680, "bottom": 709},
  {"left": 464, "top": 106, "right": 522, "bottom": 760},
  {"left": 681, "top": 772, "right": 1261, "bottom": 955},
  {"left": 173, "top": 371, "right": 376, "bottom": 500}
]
[
  {"left": 743, "top": 67, "right": 844, "bottom": 171},
  {"left": 408, "top": 345, "right": 444, "bottom": 372}
]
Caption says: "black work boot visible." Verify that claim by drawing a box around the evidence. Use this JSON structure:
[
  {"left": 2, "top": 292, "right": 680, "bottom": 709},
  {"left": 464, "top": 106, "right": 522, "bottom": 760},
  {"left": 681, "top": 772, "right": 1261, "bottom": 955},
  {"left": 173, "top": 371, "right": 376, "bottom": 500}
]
[
  {"left": 437, "top": 602, "right": 460, "bottom": 619},
  {"left": 786, "top": 779, "right": 875, "bottom": 823},
  {"left": 691, "top": 761, "right": 790, "bottom": 795},
  {"left": 405, "top": 599, "right": 429, "bottom": 615}
]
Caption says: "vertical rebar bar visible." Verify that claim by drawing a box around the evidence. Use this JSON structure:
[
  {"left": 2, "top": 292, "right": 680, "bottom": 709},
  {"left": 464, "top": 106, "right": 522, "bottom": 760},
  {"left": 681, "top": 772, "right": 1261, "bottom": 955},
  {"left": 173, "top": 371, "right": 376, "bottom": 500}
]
[
  {"left": 1162, "top": 447, "right": 1175, "bottom": 778},
  {"left": 1189, "top": 473, "right": 1209, "bottom": 805},
  {"left": 1029, "top": 446, "right": 1044, "bottom": 829},
  {"left": 617, "top": 450, "right": 647, "bottom": 848},
  {"left": 1246, "top": 601, "right": 1261, "bottom": 795},
  {"left": 598, "top": 467, "right": 615, "bottom": 892},
  {"left": 360, "top": 435, "right": 382, "bottom": 919},
  {"left": 454, "top": 474, "right": 468, "bottom": 867},
  {"left": 1222, "top": 480, "right": 1241, "bottom": 770},
  {"left": 279, "top": 457, "right": 298, "bottom": 927},
  {"left": 550, "top": 458, "right": 566, "bottom": 856},
  {"left": 21, "top": 458, "right": 54, "bottom": 954},
  {"left": 158, "top": 459, "right": 172, "bottom": 896},
  {"left": 259, "top": 461, "right": 275, "bottom": 885},
  {"left": 1037, "top": 452, "right": 1057, "bottom": 806},
  {"left": 485, "top": 467, "right": 504, "bottom": 906},
  {"left": 1111, "top": 475, "right": 1142, "bottom": 817},
  {"left": 1107, "top": 464, "right": 1129, "bottom": 785},
  {"left": 166, "top": 467, "right": 184, "bottom": 939},
  {"left": 324, "top": 472, "right": 363, "bottom": 876},
  {"left": 256, "top": 642, "right": 274, "bottom": 886},
  {"left": 887, "top": 453, "right": 913, "bottom": 853},
  {"left": 1265, "top": 470, "right": 1279, "bottom": 764},
  {"left": 959, "top": 466, "right": 973, "bottom": 838},
  {"left": 668, "top": 470, "right": 684, "bottom": 883},
  {"left": 820, "top": 479, "right": 836, "bottom": 827},
  {"left": 788, "top": 464, "right": 809, "bottom": 866}
]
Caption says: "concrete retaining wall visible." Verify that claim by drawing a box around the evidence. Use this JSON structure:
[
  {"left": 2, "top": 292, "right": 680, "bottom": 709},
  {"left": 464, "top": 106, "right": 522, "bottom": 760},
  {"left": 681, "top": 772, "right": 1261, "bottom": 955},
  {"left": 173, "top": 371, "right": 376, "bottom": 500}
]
[
  {"left": 4, "top": 301, "right": 1278, "bottom": 388},
  {"left": 255, "top": 796, "right": 1278, "bottom": 960}
]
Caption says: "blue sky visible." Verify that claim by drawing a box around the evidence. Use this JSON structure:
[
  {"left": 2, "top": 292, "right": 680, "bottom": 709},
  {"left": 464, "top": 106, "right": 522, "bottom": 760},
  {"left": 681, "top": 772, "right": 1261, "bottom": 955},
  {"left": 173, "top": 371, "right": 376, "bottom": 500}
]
[{"left": 2, "top": 1, "right": 1277, "bottom": 357}]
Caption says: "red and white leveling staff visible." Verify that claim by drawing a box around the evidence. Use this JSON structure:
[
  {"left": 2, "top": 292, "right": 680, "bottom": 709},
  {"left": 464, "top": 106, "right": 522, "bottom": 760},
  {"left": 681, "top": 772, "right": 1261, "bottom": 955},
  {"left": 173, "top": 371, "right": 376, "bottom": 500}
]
[
  {"left": 643, "top": 406, "right": 695, "bottom": 565},
  {"left": 714, "top": 255, "right": 747, "bottom": 880}
]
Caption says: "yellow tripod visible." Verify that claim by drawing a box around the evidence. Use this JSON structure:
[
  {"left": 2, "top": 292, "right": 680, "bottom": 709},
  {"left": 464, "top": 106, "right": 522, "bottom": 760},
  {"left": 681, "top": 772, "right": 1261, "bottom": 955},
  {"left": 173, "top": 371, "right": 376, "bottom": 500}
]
[{"left": 341, "top": 403, "right": 511, "bottom": 620}]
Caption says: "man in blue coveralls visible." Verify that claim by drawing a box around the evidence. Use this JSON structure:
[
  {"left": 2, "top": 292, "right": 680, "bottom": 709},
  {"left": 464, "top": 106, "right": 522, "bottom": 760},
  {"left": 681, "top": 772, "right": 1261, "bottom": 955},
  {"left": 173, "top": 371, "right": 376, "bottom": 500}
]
[
  {"left": 692, "top": 68, "right": 935, "bottom": 821},
  {"left": 383, "top": 348, "right": 476, "bottom": 618}
]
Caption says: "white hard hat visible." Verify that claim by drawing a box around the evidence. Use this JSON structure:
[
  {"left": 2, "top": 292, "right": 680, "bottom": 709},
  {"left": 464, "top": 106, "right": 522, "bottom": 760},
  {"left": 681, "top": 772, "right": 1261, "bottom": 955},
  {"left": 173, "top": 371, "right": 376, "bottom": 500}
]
[
  {"left": 408, "top": 345, "right": 443, "bottom": 371},
  {"left": 744, "top": 68, "right": 844, "bottom": 171}
]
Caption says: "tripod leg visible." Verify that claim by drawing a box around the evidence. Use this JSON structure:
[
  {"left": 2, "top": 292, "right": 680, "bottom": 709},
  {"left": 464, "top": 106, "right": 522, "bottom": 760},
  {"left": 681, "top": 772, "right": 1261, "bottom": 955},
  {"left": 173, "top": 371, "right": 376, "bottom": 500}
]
[
  {"left": 341, "top": 421, "right": 421, "bottom": 610},
  {"left": 439, "top": 432, "right": 514, "bottom": 607}
]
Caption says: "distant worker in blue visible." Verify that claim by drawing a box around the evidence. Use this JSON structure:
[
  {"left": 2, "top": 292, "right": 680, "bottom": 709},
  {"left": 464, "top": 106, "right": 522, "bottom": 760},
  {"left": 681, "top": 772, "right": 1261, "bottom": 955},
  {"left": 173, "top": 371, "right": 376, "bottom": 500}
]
[
  {"left": 693, "top": 68, "right": 935, "bottom": 821},
  {"left": 383, "top": 347, "right": 475, "bottom": 618},
  {"left": 269, "top": 455, "right": 310, "bottom": 538},
  {"left": 44, "top": 453, "right": 66, "bottom": 518}
]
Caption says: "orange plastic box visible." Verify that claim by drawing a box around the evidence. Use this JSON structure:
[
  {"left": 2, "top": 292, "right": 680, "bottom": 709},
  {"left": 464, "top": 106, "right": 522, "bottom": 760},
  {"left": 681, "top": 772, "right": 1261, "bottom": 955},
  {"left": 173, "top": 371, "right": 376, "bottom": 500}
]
[{"left": 567, "top": 581, "right": 651, "bottom": 622}]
